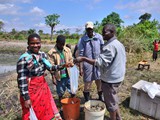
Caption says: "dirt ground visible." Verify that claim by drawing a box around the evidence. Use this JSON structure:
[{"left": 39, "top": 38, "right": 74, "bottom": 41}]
[{"left": 0, "top": 41, "right": 160, "bottom": 120}]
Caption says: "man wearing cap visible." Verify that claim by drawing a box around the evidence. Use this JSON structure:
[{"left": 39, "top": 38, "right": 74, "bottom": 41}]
[{"left": 78, "top": 21, "right": 104, "bottom": 102}]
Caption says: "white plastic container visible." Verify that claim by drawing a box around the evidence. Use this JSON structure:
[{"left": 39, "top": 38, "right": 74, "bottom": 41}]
[
  {"left": 84, "top": 100, "right": 106, "bottom": 120},
  {"left": 129, "top": 80, "right": 160, "bottom": 119}
]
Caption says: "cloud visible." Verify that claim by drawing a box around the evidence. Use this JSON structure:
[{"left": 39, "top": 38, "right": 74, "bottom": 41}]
[
  {"left": 2, "top": 15, "right": 83, "bottom": 33},
  {"left": 34, "top": 23, "right": 46, "bottom": 28},
  {"left": 11, "top": 17, "right": 21, "bottom": 22},
  {"left": 0, "top": 19, "right": 8, "bottom": 24},
  {"left": 30, "top": 7, "right": 45, "bottom": 16},
  {"left": 1, "top": 18, "right": 28, "bottom": 32},
  {"left": 93, "top": 0, "right": 102, "bottom": 3},
  {"left": 34, "top": 23, "right": 49, "bottom": 33},
  {"left": 21, "top": 0, "right": 32, "bottom": 3},
  {"left": 116, "top": 0, "right": 160, "bottom": 14},
  {"left": 0, "top": 3, "right": 20, "bottom": 15},
  {"left": 55, "top": 24, "right": 84, "bottom": 33},
  {"left": 86, "top": 0, "right": 103, "bottom": 10},
  {"left": 37, "top": 23, "right": 84, "bottom": 34},
  {"left": 0, "top": 0, "right": 14, "bottom": 3},
  {"left": 124, "top": 15, "right": 133, "bottom": 19},
  {"left": 0, "top": 0, "right": 32, "bottom": 4},
  {"left": 66, "top": 0, "right": 102, "bottom": 3}
]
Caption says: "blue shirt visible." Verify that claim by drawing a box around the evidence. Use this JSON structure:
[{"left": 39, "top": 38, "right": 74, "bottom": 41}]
[{"left": 78, "top": 32, "right": 104, "bottom": 81}]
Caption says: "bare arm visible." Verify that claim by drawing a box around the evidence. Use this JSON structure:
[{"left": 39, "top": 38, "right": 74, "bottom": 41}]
[{"left": 75, "top": 57, "right": 95, "bottom": 65}]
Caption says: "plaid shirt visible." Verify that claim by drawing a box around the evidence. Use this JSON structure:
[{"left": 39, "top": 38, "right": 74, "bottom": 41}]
[{"left": 17, "top": 50, "right": 60, "bottom": 100}]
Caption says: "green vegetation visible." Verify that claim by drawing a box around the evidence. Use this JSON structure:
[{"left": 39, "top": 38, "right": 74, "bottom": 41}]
[
  {"left": 101, "top": 12, "right": 124, "bottom": 28},
  {"left": 0, "top": 12, "right": 159, "bottom": 55},
  {"left": 66, "top": 38, "right": 79, "bottom": 45}
]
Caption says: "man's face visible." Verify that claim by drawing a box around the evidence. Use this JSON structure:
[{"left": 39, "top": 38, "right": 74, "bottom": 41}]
[
  {"left": 56, "top": 41, "right": 65, "bottom": 51},
  {"left": 86, "top": 28, "right": 93, "bottom": 38},
  {"left": 102, "top": 27, "right": 113, "bottom": 41},
  {"left": 28, "top": 37, "right": 41, "bottom": 54}
]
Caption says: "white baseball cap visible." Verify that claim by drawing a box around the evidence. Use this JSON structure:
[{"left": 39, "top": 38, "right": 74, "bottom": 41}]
[{"left": 85, "top": 21, "right": 94, "bottom": 29}]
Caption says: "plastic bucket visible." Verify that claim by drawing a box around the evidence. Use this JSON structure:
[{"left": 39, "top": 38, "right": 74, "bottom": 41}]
[
  {"left": 61, "top": 98, "right": 80, "bottom": 120},
  {"left": 84, "top": 100, "right": 106, "bottom": 120}
]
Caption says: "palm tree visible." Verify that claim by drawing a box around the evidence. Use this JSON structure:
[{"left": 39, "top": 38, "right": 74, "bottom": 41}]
[{"left": 45, "top": 14, "right": 60, "bottom": 41}]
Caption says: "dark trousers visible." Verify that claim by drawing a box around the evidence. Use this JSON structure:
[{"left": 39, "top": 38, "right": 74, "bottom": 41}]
[{"left": 153, "top": 50, "right": 158, "bottom": 61}]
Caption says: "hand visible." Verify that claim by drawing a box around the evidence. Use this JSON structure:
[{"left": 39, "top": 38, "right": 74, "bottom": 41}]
[
  {"left": 24, "top": 99, "right": 31, "bottom": 108},
  {"left": 74, "top": 57, "right": 83, "bottom": 63},
  {"left": 44, "top": 72, "right": 48, "bottom": 76},
  {"left": 54, "top": 113, "right": 62, "bottom": 120},
  {"left": 75, "top": 62, "right": 80, "bottom": 67},
  {"left": 65, "top": 62, "right": 74, "bottom": 67},
  {"left": 80, "top": 68, "right": 83, "bottom": 76},
  {"left": 52, "top": 76, "right": 57, "bottom": 85},
  {"left": 73, "top": 58, "right": 78, "bottom": 63}
]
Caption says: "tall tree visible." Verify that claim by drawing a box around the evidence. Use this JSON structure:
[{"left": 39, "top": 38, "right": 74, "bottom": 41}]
[
  {"left": 94, "top": 21, "right": 103, "bottom": 33},
  {"left": 28, "top": 29, "right": 36, "bottom": 34},
  {"left": 63, "top": 29, "right": 70, "bottom": 35},
  {"left": 38, "top": 30, "right": 43, "bottom": 35},
  {"left": 101, "top": 12, "right": 124, "bottom": 28},
  {"left": 45, "top": 14, "right": 60, "bottom": 41},
  {"left": 56, "top": 30, "right": 64, "bottom": 34},
  {"left": 11, "top": 28, "right": 17, "bottom": 34},
  {"left": 139, "top": 13, "right": 151, "bottom": 23},
  {"left": 0, "top": 21, "right": 4, "bottom": 32},
  {"left": 75, "top": 28, "right": 81, "bottom": 34}
]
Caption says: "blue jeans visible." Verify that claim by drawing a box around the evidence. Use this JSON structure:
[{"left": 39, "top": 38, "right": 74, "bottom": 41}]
[{"left": 56, "top": 77, "right": 71, "bottom": 97}]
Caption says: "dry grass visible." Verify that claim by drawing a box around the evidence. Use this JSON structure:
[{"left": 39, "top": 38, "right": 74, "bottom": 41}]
[
  {"left": 0, "top": 73, "right": 21, "bottom": 120},
  {"left": 0, "top": 42, "right": 160, "bottom": 120},
  {"left": 1, "top": 59, "right": 160, "bottom": 120}
]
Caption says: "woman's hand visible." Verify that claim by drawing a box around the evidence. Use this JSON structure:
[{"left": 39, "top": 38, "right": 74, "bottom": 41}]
[
  {"left": 54, "top": 113, "right": 62, "bottom": 120},
  {"left": 62, "top": 62, "right": 74, "bottom": 68},
  {"left": 52, "top": 76, "right": 57, "bottom": 85},
  {"left": 24, "top": 99, "right": 31, "bottom": 108}
]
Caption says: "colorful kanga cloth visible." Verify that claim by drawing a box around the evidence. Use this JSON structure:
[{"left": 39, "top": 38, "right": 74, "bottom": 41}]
[{"left": 20, "top": 75, "right": 59, "bottom": 120}]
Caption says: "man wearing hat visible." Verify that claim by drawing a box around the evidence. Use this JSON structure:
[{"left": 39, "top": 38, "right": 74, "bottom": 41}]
[{"left": 78, "top": 21, "right": 104, "bottom": 102}]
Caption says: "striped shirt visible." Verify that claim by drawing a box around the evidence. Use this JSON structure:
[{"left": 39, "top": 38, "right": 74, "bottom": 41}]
[
  {"left": 59, "top": 51, "right": 67, "bottom": 78},
  {"left": 78, "top": 32, "right": 104, "bottom": 81}
]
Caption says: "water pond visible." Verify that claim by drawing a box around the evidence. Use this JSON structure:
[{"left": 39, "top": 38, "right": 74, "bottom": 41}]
[{"left": 0, "top": 54, "right": 19, "bottom": 74}]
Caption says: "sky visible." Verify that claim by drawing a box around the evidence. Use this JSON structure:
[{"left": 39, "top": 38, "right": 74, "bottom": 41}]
[{"left": 0, "top": 0, "right": 160, "bottom": 34}]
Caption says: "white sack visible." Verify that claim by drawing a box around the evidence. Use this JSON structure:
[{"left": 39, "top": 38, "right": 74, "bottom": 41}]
[
  {"left": 70, "top": 65, "right": 79, "bottom": 94},
  {"left": 29, "top": 106, "right": 38, "bottom": 120}
]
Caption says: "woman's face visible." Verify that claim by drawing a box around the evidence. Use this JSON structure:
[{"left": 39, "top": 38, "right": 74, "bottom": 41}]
[{"left": 28, "top": 37, "right": 41, "bottom": 54}]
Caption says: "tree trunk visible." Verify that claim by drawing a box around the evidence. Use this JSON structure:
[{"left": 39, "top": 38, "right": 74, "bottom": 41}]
[{"left": 50, "top": 26, "right": 53, "bottom": 41}]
